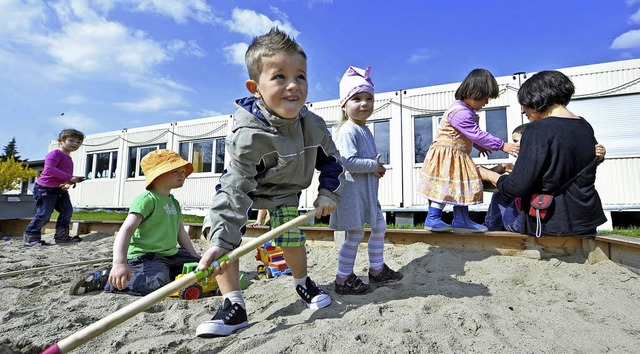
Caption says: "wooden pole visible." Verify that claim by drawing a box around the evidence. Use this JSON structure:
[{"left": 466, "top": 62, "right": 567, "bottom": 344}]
[
  {"left": 0, "top": 258, "right": 112, "bottom": 278},
  {"left": 42, "top": 210, "right": 316, "bottom": 354}
]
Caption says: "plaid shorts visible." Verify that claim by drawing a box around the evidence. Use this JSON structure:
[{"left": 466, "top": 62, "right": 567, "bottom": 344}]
[{"left": 269, "top": 205, "right": 306, "bottom": 247}]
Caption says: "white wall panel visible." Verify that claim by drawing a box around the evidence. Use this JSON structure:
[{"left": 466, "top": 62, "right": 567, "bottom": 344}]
[
  {"left": 70, "top": 180, "right": 119, "bottom": 207},
  {"left": 171, "top": 176, "right": 221, "bottom": 208}
]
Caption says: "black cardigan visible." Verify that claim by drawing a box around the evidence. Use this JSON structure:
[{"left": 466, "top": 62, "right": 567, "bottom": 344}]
[{"left": 497, "top": 117, "right": 607, "bottom": 236}]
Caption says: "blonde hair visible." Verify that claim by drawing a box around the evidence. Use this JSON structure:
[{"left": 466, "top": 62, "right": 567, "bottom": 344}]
[
  {"left": 336, "top": 110, "right": 350, "bottom": 131},
  {"left": 245, "top": 27, "right": 306, "bottom": 82}
]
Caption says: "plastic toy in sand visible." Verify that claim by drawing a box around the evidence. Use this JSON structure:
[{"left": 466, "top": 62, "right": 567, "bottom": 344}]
[
  {"left": 255, "top": 241, "right": 291, "bottom": 278},
  {"left": 171, "top": 262, "right": 249, "bottom": 300}
]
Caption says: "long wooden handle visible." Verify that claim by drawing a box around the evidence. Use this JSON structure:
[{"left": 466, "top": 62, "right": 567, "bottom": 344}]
[
  {"left": 42, "top": 210, "right": 316, "bottom": 354},
  {"left": 0, "top": 258, "right": 112, "bottom": 278}
]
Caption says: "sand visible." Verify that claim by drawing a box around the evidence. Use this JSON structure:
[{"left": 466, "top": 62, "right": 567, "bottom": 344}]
[{"left": 1, "top": 231, "right": 639, "bottom": 354}]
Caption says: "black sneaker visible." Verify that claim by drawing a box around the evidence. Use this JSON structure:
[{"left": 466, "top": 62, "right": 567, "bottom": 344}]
[
  {"left": 54, "top": 235, "right": 82, "bottom": 244},
  {"left": 369, "top": 264, "right": 404, "bottom": 286},
  {"left": 196, "top": 298, "right": 249, "bottom": 337},
  {"left": 334, "top": 273, "right": 372, "bottom": 295},
  {"left": 296, "top": 276, "right": 331, "bottom": 309},
  {"left": 69, "top": 268, "right": 110, "bottom": 295},
  {"left": 23, "top": 239, "right": 48, "bottom": 246},
  {"left": 23, "top": 234, "right": 48, "bottom": 246}
]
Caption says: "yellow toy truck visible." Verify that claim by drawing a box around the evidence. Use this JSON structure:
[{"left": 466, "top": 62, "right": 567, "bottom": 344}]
[{"left": 171, "top": 262, "right": 249, "bottom": 300}]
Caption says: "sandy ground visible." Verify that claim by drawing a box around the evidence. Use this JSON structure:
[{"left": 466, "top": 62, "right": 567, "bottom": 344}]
[{"left": 1, "top": 231, "right": 640, "bottom": 354}]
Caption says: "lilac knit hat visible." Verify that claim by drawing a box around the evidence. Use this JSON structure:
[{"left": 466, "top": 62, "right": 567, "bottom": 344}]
[{"left": 339, "top": 66, "right": 374, "bottom": 107}]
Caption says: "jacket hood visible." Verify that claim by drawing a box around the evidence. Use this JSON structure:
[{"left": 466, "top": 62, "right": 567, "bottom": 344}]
[{"left": 233, "top": 96, "right": 304, "bottom": 133}]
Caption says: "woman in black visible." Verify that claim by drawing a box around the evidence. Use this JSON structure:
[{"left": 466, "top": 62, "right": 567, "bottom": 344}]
[{"left": 480, "top": 70, "right": 607, "bottom": 236}]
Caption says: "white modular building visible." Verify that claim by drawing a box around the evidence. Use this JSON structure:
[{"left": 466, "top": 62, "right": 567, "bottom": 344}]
[{"left": 57, "top": 58, "right": 640, "bottom": 227}]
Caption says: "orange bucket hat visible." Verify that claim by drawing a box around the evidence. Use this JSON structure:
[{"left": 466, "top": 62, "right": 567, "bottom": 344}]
[{"left": 141, "top": 149, "right": 194, "bottom": 190}]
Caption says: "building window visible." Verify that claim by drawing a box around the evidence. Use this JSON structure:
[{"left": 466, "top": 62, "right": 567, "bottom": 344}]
[
  {"left": 178, "top": 138, "right": 225, "bottom": 173},
  {"left": 85, "top": 151, "right": 118, "bottom": 180},
  {"left": 471, "top": 108, "right": 508, "bottom": 160},
  {"left": 371, "top": 120, "right": 390, "bottom": 165},
  {"left": 127, "top": 144, "right": 166, "bottom": 178},
  {"left": 414, "top": 115, "right": 438, "bottom": 163}
]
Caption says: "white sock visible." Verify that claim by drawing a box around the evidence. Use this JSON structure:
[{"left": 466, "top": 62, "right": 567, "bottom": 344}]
[
  {"left": 222, "top": 290, "right": 245, "bottom": 309},
  {"left": 294, "top": 275, "right": 308, "bottom": 288}
]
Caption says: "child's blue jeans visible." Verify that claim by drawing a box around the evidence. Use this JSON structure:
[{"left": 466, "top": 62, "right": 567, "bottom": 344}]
[
  {"left": 23, "top": 183, "right": 73, "bottom": 240},
  {"left": 104, "top": 248, "right": 200, "bottom": 296},
  {"left": 483, "top": 192, "right": 522, "bottom": 232}
]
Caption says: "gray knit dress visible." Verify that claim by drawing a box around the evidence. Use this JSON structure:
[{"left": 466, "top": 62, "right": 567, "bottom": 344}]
[{"left": 329, "top": 120, "right": 384, "bottom": 231}]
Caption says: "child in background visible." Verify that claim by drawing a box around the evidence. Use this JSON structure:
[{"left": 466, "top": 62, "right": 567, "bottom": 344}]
[
  {"left": 482, "top": 123, "right": 528, "bottom": 232},
  {"left": 249, "top": 209, "right": 270, "bottom": 227},
  {"left": 23, "top": 128, "right": 86, "bottom": 246},
  {"left": 418, "top": 69, "right": 519, "bottom": 233},
  {"left": 329, "top": 66, "right": 403, "bottom": 295},
  {"left": 195, "top": 28, "right": 345, "bottom": 337},
  {"left": 69, "top": 149, "right": 201, "bottom": 296}
]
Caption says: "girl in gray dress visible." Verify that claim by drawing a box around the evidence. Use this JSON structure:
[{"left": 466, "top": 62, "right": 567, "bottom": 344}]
[{"left": 330, "top": 66, "right": 403, "bottom": 295}]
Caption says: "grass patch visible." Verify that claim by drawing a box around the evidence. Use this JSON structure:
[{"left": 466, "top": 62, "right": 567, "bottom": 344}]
[
  {"left": 51, "top": 210, "right": 640, "bottom": 238},
  {"left": 599, "top": 227, "right": 640, "bottom": 238},
  {"left": 53, "top": 210, "right": 205, "bottom": 224}
]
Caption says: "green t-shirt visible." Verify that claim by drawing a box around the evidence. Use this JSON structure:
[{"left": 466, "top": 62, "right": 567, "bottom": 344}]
[{"left": 126, "top": 190, "right": 182, "bottom": 259}]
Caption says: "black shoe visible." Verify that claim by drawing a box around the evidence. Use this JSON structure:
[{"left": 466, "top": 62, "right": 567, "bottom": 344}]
[
  {"left": 334, "top": 273, "right": 372, "bottom": 295},
  {"left": 23, "top": 234, "right": 48, "bottom": 246},
  {"left": 23, "top": 239, "right": 48, "bottom": 247},
  {"left": 55, "top": 235, "right": 82, "bottom": 243},
  {"left": 196, "top": 298, "right": 249, "bottom": 337},
  {"left": 369, "top": 264, "right": 404, "bottom": 286},
  {"left": 296, "top": 276, "right": 332, "bottom": 309},
  {"left": 69, "top": 268, "right": 110, "bottom": 295}
]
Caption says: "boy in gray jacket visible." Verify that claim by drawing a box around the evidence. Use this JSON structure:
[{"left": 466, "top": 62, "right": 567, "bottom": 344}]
[{"left": 196, "top": 28, "right": 345, "bottom": 337}]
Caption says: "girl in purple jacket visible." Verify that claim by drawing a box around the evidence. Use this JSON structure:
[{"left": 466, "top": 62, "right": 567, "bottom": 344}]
[
  {"left": 418, "top": 69, "right": 519, "bottom": 232},
  {"left": 23, "top": 128, "right": 85, "bottom": 246}
]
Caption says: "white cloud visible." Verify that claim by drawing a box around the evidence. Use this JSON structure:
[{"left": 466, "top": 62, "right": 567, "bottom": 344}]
[
  {"left": 610, "top": 29, "right": 640, "bottom": 49},
  {"left": 49, "top": 111, "right": 101, "bottom": 132},
  {"left": 308, "top": 0, "right": 333, "bottom": 8},
  {"left": 626, "top": 0, "right": 640, "bottom": 5},
  {"left": 116, "top": 93, "right": 184, "bottom": 112},
  {"left": 168, "top": 39, "right": 205, "bottom": 58},
  {"left": 225, "top": 8, "right": 300, "bottom": 38},
  {"left": 0, "top": 0, "right": 224, "bottom": 123},
  {"left": 0, "top": 0, "right": 47, "bottom": 36},
  {"left": 44, "top": 21, "right": 169, "bottom": 74},
  {"left": 195, "top": 109, "right": 225, "bottom": 118},
  {"left": 126, "top": 0, "right": 218, "bottom": 24},
  {"left": 64, "top": 93, "right": 87, "bottom": 105},
  {"left": 408, "top": 49, "right": 431, "bottom": 64},
  {"left": 631, "top": 8, "right": 640, "bottom": 24},
  {"left": 223, "top": 42, "right": 249, "bottom": 65}
]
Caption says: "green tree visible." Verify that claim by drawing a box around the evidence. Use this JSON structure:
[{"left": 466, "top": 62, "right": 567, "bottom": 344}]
[
  {"left": 1, "top": 137, "right": 22, "bottom": 162},
  {"left": 0, "top": 156, "right": 36, "bottom": 192}
]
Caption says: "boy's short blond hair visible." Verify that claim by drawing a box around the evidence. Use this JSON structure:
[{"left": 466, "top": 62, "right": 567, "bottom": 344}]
[{"left": 245, "top": 27, "right": 306, "bottom": 82}]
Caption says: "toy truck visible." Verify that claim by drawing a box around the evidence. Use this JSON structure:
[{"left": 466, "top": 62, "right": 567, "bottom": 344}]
[
  {"left": 255, "top": 241, "right": 291, "bottom": 278},
  {"left": 171, "top": 262, "right": 249, "bottom": 300}
]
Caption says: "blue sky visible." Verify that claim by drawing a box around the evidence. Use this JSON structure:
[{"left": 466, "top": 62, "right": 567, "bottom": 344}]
[{"left": 2, "top": 0, "right": 640, "bottom": 161}]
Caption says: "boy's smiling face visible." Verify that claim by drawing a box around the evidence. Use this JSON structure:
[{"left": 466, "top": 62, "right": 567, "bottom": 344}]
[{"left": 246, "top": 52, "right": 308, "bottom": 119}]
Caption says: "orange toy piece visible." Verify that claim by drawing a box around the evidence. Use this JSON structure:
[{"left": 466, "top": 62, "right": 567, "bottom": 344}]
[{"left": 255, "top": 241, "right": 291, "bottom": 278}]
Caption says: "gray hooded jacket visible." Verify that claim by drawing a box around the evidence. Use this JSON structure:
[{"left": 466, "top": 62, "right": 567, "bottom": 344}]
[{"left": 207, "top": 97, "right": 345, "bottom": 250}]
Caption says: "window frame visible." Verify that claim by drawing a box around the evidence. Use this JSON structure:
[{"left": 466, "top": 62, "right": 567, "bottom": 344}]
[
  {"left": 367, "top": 118, "right": 391, "bottom": 165},
  {"left": 178, "top": 137, "right": 226, "bottom": 174},
  {"left": 85, "top": 150, "right": 118, "bottom": 180},
  {"left": 413, "top": 108, "right": 511, "bottom": 165},
  {"left": 127, "top": 143, "right": 166, "bottom": 179}
]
